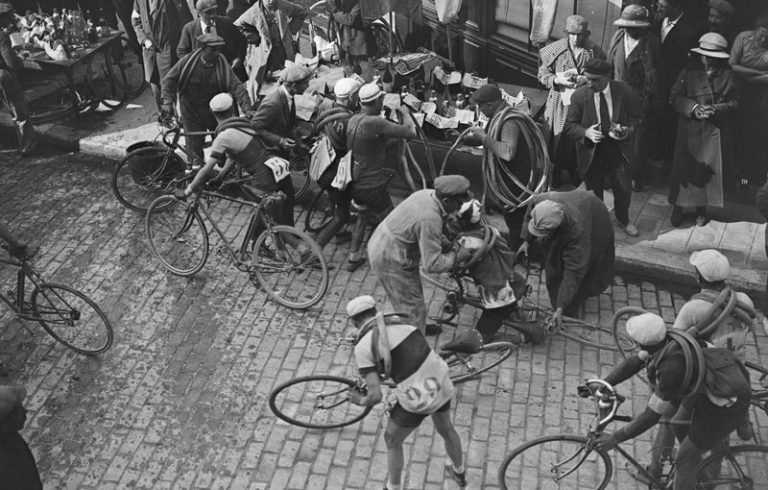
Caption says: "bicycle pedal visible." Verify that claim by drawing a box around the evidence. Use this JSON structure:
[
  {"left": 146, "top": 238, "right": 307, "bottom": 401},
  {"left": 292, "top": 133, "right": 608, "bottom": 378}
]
[{"left": 215, "top": 245, "right": 229, "bottom": 257}]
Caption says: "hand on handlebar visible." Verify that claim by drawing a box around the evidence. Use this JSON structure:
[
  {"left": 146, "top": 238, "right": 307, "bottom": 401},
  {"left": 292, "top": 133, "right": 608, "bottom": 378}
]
[
  {"left": 455, "top": 246, "right": 474, "bottom": 265},
  {"left": 546, "top": 307, "right": 563, "bottom": 333},
  {"left": 592, "top": 432, "right": 619, "bottom": 452},
  {"left": 515, "top": 241, "right": 529, "bottom": 262},
  {"left": 348, "top": 386, "right": 367, "bottom": 405},
  {"left": 278, "top": 138, "right": 296, "bottom": 151}
]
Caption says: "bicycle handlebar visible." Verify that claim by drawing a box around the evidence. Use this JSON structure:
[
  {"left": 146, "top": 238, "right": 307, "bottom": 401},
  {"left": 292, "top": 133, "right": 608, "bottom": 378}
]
[{"left": 581, "top": 379, "right": 626, "bottom": 428}]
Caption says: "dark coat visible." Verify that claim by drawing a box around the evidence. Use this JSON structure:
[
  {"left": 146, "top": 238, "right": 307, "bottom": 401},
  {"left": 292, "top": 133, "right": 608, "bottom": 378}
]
[
  {"left": 608, "top": 30, "right": 664, "bottom": 105},
  {"left": 563, "top": 81, "right": 640, "bottom": 177},
  {"left": 249, "top": 86, "right": 297, "bottom": 148},
  {"left": 659, "top": 13, "right": 705, "bottom": 94},
  {"left": 176, "top": 16, "right": 246, "bottom": 63},
  {"left": 525, "top": 190, "right": 615, "bottom": 314},
  {"left": 133, "top": 0, "right": 193, "bottom": 82}
]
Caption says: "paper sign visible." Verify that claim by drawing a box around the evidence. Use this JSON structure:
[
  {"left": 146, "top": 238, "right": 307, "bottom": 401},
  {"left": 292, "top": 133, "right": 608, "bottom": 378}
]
[
  {"left": 462, "top": 73, "right": 488, "bottom": 89},
  {"left": 420, "top": 101, "right": 437, "bottom": 115},
  {"left": 402, "top": 93, "right": 422, "bottom": 111},
  {"left": 434, "top": 66, "right": 462, "bottom": 85},
  {"left": 454, "top": 109, "right": 475, "bottom": 125},
  {"left": 383, "top": 93, "right": 401, "bottom": 111},
  {"left": 425, "top": 112, "right": 459, "bottom": 129},
  {"left": 294, "top": 93, "right": 318, "bottom": 121},
  {"left": 412, "top": 113, "right": 425, "bottom": 127}
]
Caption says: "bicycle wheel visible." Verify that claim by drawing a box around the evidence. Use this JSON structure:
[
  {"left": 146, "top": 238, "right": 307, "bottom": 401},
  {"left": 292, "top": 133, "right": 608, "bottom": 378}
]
[
  {"left": 370, "top": 22, "right": 403, "bottom": 59},
  {"left": 499, "top": 434, "right": 612, "bottom": 490},
  {"left": 28, "top": 87, "right": 74, "bottom": 124},
  {"left": 446, "top": 342, "right": 515, "bottom": 384},
  {"left": 30, "top": 283, "right": 114, "bottom": 355},
  {"left": 558, "top": 316, "right": 618, "bottom": 352},
  {"left": 112, "top": 146, "right": 187, "bottom": 213},
  {"left": 253, "top": 226, "right": 328, "bottom": 309},
  {"left": 291, "top": 154, "right": 311, "bottom": 200},
  {"left": 694, "top": 444, "right": 768, "bottom": 489},
  {"left": 304, "top": 188, "right": 333, "bottom": 233},
  {"left": 86, "top": 52, "right": 127, "bottom": 109},
  {"left": 269, "top": 375, "right": 372, "bottom": 429},
  {"left": 145, "top": 195, "right": 209, "bottom": 276}
]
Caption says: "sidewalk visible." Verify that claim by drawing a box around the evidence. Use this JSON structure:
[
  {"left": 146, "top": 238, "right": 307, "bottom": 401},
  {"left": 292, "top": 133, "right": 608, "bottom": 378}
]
[{"left": 4, "top": 89, "right": 766, "bottom": 305}]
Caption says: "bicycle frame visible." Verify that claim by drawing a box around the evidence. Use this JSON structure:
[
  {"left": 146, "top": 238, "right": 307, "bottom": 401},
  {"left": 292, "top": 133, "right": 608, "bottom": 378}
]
[{"left": 0, "top": 256, "right": 41, "bottom": 319}]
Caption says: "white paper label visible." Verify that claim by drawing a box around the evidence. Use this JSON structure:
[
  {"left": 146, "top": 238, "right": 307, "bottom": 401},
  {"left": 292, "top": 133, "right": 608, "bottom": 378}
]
[{"left": 264, "top": 156, "right": 291, "bottom": 182}]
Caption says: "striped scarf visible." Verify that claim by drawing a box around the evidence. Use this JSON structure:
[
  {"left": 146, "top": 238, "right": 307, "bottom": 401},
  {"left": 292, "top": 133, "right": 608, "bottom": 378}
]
[{"left": 177, "top": 49, "right": 231, "bottom": 96}]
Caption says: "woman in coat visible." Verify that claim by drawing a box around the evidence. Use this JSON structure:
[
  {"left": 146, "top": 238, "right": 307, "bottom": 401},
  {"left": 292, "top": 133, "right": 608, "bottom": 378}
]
[{"left": 668, "top": 32, "right": 739, "bottom": 227}]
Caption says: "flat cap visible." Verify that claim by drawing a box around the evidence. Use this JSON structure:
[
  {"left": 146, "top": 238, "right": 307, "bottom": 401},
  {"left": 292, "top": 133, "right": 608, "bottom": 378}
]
[
  {"left": 434, "top": 175, "right": 471, "bottom": 197},
  {"left": 565, "top": 15, "right": 589, "bottom": 34},
  {"left": 584, "top": 58, "right": 611, "bottom": 76},
  {"left": 626, "top": 312, "right": 667, "bottom": 347},
  {"left": 196, "top": 33, "right": 225, "bottom": 47},
  {"left": 358, "top": 82, "right": 384, "bottom": 104},
  {"left": 613, "top": 4, "right": 651, "bottom": 28},
  {"left": 0, "top": 2, "right": 13, "bottom": 14},
  {"left": 334, "top": 77, "right": 362, "bottom": 98},
  {"left": 709, "top": 0, "right": 735, "bottom": 17},
  {"left": 469, "top": 84, "right": 502, "bottom": 105},
  {"left": 346, "top": 295, "right": 376, "bottom": 317},
  {"left": 196, "top": 0, "right": 217, "bottom": 11},
  {"left": 528, "top": 199, "right": 564, "bottom": 237},
  {"left": 689, "top": 249, "right": 730, "bottom": 282},
  {"left": 280, "top": 64, "right": 312, "bottom": 83},
  {"left": 209, "top": 92, "right": 234, "bottom": 112}
]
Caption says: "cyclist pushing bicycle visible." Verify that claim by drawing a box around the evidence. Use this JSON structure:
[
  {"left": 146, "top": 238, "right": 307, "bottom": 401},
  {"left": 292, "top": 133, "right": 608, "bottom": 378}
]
[
  {"left": 589, "top": 312, "right": 750, "bottom": 490},
  {"left": 345, "top": 295, "right": 468, "bottom": 489}
]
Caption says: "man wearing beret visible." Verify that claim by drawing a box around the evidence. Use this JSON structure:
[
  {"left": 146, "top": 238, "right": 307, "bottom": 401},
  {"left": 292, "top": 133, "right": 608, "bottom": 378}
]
[
  {"left": 0, "top": 3, "right": 37, "bottom": 155},
  {"left": 177, "top": 0, "right": 248, "bottom": 81},
  {"left": 367, "top": 175, "right": 474, "bottom": 336},
  {"left": 162, "top": 33, "right": 253, "bottom": 165},
  {"left": 132, "top": 0, "right": 193, "bottom": 113},
  {"left": 0, "top": 385, "right": 42, "bottom": 489},
  {"left": 564, "top": 58, "right": 641, "bottom": 237},
  {"left": 519, "top": 189, "right": 615, "bottom": 324}
]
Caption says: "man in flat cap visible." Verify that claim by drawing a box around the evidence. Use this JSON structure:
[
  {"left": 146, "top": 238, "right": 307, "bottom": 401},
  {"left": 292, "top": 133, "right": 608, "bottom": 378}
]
[
  {"left": 177, "top": 0, "right": 247, "bottom": 81},
  {"left": 0, "top": 3, "right": 37, "bottom": 155},
  {"left": 463, "top": 83, "right": 548, "bottom": 251},
  {"left": 537, "top": 15, "right": 605, "bottom": 185},
  {"left": 564, "top": 58, "right": 641, "bottom": 237},
  {"left": 367, "top": 175, "right": 475, "bottom": 336},
  {"left": 132, "top": 0, "right": 193, "bottom": 113},
  {"left": 162, "top": 32, "right": 253, "bottom": 165},
  {"left": 519, "top": 189, "right": 614, "bottom": 324},
  {"left": 234, "top": 0, "right": 308, "bottom": 100},
  {"left": 0, "top": 385, "right": 42, "bottom": 489},
  {"left": 341, "top": 82, "right": 417, "bottom": 271},
  {"left": 607, "top": 4, "right": 663, "bottom": 193}
]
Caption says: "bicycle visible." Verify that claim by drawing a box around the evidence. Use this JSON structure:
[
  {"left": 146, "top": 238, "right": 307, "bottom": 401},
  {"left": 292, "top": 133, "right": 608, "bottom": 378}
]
[
  {"left": 0, "top": 245, "right": 114, "bottom": 355},
  {"left": 145, "top": 185, "right": 329, "bottom": 309},
  {"left": 497, "top": 379, "right": 768, "bottom": 489},
  {"left": 419, "top": 250, "right": 619, "bottom": 351},
  {"left": 268, "top": 324, "right": 516, "bottom": 428}
]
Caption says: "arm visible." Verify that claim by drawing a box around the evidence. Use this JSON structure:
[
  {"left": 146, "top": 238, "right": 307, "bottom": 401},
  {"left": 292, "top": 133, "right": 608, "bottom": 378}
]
[
  {"left": 185, "top": 152, "right": 224, "bottom": 194},
  {"left": 419, "top": 215, "right": 457, "bottom": 273},
  {"left": 376, "top": 111, "right": 417, "bottom": 140},
  {"left": 229, "top": 78, "right": 253, "bottom": 113},
  {"left": 348, "top": 371, "right": 383, "bottom": 407},
  {"left": 280, "top": 0, "right": 309, "bottom": 35},
  {"left": 176, "top": 24, "right": 192, "bottom": 58},
  {"left": 669, "top": 70, "right": 698, "bottom": 118},
  {"left": 563, "top": 94, "right": 587, "bottom": 142},
  {"left": 332, "top": 4, "right": 361, "bottom": 27},
  {"left": 249, "top": 96, "right": 285, "bottom": 147},
  {"left": 131, "top": 0, "right": 150, "bottom": 47},
  {"left": 537, "top": 52, "right": 558, "bottom": 90},
  {"left": 0, "top": 34, "right": 19, "bottom": 73},
  {"left": 711, "top": 71, "right": 739, "bottom": 115},
  {"left": 612, "top": 405, "right": 663, "bottom": 444},
  {"left": 555, "top": 237, "right": 588, "bottom": 310},
  {"left": 730, "top": 32, "right": 768, "bottom": 78},
  {"left": 160, "top": 59, "right": 183, "bottom": 106},
  {"left": 483, "top": 119, "right": 521, "bottom": 162}
]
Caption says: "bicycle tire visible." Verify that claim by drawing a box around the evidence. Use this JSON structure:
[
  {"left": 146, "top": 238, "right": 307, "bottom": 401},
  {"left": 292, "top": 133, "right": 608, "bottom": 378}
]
[
  {"left": 370, "top": 22, "right": 403, "bottom": 59},
  {"left": 498, "top": 434, "right": 612, "bottom": 490},
  {"left": 86, "top": 51, "right": 127, "bottom": 109},
  {"left": 112, "top": 146, "right": 187, "bottom": 213},
  {"left": 446, "top": 342, "right": 515, "bottom": 384},
  {"left": 612, "top": 306, "right": 651, "bottom": 385},
  {"left": 517, "top": 299, "right": 619, "bottom": 352},
  {"left": 694, "top": 444, "right": 768, "bottom": 488},
  {"left": 28, "top": 87, "right": 75, "bottom": 124},
  {"left": 269, "top": 375, "right": 372, "bottom": 429},
  {"left": 252, "top": 225, "right": 328, "bottom": 309},
  {"left": 304, "top": 188, "right": 334, "bottom": 233},
  {"left": 145, "top": 195, "right": 209, "bottom": 276},
  {"left": 291, "top": 156, "right": 311, "bottom": 201},
  {"left": 30, "top": 283, "right": 114, "bottom": 355}
]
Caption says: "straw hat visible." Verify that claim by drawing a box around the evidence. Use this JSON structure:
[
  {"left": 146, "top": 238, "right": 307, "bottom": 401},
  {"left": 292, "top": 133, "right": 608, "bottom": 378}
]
[{"left": 690, "top": 32, "right": 730, "bottom": 59}]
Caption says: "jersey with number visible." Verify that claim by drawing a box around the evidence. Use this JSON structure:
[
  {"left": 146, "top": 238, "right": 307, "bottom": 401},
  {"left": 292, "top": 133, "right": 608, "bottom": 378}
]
[
  {"left": 210, "top": 127, "right": 281, "bottom": 190},
  {"left": 354, "top": 323, "right": 454, "bottom": 415}
]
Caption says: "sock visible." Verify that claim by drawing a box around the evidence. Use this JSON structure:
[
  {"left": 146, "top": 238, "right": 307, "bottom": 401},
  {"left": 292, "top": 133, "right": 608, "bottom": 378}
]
[
  {"left": 386, "top": 482, "right": 401, "bottom": 490},
  {"left": 451, "top": 463, "right": 465, "bottom": 474},
  {"left": 348, "top": 251, "right": 361, "bottom": 262}
]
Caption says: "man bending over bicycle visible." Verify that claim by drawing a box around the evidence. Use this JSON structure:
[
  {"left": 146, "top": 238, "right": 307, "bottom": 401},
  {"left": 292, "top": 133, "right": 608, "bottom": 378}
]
[
  {"left": 345, "top": 295, "right": 467, "bottom": 489},
  {"left": 592, "top": 312, "right": 749, "bottom": 490},
  {"left": 183, "top": 92, "right": 295, "bottom": 243}
]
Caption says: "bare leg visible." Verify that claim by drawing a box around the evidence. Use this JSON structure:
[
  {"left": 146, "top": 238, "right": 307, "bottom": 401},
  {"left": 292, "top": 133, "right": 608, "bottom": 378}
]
[
  {"left": 384, "top": 420, "right": 417, "bottom": 488},
  {"left": 431, "top": 410, "right": 463, "bottom": 469}
]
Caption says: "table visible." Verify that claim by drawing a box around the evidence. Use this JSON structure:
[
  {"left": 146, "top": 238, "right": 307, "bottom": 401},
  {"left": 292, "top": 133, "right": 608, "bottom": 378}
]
[{"left": 23, "top": 32, "right": 125, "bottom": 117}]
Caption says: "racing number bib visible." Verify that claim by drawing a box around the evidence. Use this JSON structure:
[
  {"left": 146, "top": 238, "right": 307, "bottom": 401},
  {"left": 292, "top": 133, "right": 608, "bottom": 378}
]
[
  {"left": 403, "top": 376, "right": 442, "bottom": 412},
  {"left": 264, "top": 156, "right": 291, "bottom": 182}
]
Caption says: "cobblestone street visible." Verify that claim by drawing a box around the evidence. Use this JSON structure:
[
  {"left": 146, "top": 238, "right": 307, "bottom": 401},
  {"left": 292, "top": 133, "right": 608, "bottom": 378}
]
[{"left": 1, "top": 149, "right": 767, "bottom": 489}]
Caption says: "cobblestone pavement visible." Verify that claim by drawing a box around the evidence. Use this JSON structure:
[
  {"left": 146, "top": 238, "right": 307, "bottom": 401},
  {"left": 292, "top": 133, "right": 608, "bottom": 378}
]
[{"left": 1, "top": 149, "right": 767, "bottom": 489}]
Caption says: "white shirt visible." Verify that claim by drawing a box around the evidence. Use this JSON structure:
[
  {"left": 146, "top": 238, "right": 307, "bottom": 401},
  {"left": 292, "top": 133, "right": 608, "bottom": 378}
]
[
  {"left": 623, "top": 32, "right": 639, "bottom": 59},
  {"left": 661, "top": 13, "right": 683, "bottom": 43},
  {"left": 200, "top": 19, "right": 217, "bottom": 35},
  {"left": 592, "top": 84, "right": 613, "bottom": 126}
]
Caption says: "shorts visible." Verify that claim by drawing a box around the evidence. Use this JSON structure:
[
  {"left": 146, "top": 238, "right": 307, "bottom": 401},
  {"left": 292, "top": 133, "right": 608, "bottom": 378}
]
[
  {"left": 389, "top": 399, "right": 450, "bottom": 428},
  {"left": 688, "top": 394, "right": 749, "bottom": 449},
  {"left": 349, "top": 182, "right": 391, "bottom": 214}
]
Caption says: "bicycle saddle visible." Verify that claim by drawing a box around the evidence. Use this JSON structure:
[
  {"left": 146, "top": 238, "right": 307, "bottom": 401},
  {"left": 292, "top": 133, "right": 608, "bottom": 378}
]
[{"left": 440, "top": 329, "right": 483, "bottom": 355}]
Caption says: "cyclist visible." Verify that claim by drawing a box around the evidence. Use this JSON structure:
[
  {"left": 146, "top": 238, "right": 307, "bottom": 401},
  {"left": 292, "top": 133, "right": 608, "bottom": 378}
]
[
  {"left": 183, "top": 92, "right": 295, "bottom": 244},
  {"left": 0, "top": 223, "right": 36, "bottom": 261},
  {"left": 345, "top": 295, "right": 467, "bottom": 489},
  {"left": 592, "top": 312, "right": 750, "bottom": 490}
]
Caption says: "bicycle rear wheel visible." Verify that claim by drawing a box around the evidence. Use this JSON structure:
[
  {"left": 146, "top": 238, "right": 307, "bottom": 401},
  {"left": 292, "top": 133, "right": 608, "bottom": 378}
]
[
  {"left": 498, "top": 434, "right": 612, "bottom": 490},
  {"left": 86, "top": 52, "right": 127, "bottom": 109},
  {"left": 694, "top": 444, "right": 768, "bottom": 489},
  {"left": 291, "top": 155, "right": 311, "bottom": 201},
  {"left": 30, "top": 283, "right": 114, "bottom": 355},
  {"left": 112, "top": 146, "right": 187, "bottom": 213},
  {"left": 269, "top": 375, "right": 372, "bottom": 429},
  {"left": 145, "top": 196, "right": 209, "bottom": 276},
  {"left": 445, "top": 342, "right": 515, "bottom": 384},
  {"left": 252, "top": 225, "right": 328, "bottom": 309},
  {"left": 304, "top": 188, "right": 333, "bottom": 233}
]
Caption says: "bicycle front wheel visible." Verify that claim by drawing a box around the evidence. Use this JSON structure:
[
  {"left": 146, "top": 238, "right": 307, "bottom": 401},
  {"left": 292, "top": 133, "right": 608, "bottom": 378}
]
[
  {"left": 30, "top": 283, "right": 114, "bottom": 355},
  {"left": 499, "top": 435, "right": 612, "bottom": 490},
  {"left": 291, "top": 156, "right": 311, "bottom": 201},
  {"left": 694, "top": 444, "right": 768, "bottom": 489},
  {"left": 113, "top": 146, "right": 187, "bottom": 213},
  {"left": 558, "top": 316, "right": 618, "bottom": 352},
  {"left": 146, "top": 195, "right": 209, "bottom": 276},
  {"left": 304, "top": 188, "right": 333, "bottom": 233},
  {"left": 446, "top": 342, "right": 515, "bottom": 384},
  {"left": 269, "top": 375, "right": 372, "bottom": 429},
  {"left": 252, "top": 225, "right": 328, "bottom": 309}
]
